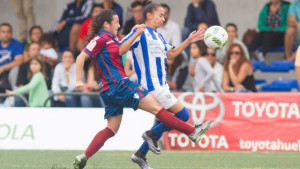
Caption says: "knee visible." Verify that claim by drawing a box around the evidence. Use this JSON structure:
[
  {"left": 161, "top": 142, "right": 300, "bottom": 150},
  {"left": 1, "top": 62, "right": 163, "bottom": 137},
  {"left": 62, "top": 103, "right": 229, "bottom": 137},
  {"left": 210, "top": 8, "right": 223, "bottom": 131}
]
[
  {"left": 286, "top": 27, "right": 297, "bottom": 37},
  {"left": 176, "top": 107, "right": 190, "bottom": 122}
]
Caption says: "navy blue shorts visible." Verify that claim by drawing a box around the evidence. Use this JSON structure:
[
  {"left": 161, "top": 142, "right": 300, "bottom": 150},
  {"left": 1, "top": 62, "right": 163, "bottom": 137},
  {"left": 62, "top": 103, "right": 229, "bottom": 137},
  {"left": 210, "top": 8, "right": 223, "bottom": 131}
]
[{"left": 100, "top": 78, "right": 149, "bottom": 119}]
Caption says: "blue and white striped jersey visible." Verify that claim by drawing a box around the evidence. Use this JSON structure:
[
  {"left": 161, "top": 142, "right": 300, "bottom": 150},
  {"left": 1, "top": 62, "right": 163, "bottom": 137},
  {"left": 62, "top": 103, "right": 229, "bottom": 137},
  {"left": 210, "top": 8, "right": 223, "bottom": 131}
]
[{"left": 121, "top": 26, "right": 174, "bottom": 91}]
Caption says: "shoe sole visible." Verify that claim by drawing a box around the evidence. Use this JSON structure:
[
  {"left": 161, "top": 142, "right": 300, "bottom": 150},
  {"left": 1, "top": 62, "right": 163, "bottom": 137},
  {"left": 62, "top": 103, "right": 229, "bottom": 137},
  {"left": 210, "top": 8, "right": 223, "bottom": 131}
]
[
  {"left": 195, "top": 120, "right": 211, "bottom": 143},
  {"left": 73, "top": 157, "right": 81, "bottom": 169},
  {"left": 131, "top": 154, "right": 147, "bottom": 169},
  {"left": 142, "top": 133, "right": 161, "bottom": 155}
]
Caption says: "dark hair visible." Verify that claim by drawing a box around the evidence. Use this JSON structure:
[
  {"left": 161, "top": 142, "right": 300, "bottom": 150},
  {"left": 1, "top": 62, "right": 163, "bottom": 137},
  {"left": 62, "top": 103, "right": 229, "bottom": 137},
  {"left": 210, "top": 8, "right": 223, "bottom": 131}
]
[
  {"left": 193, "top": 40, "right": 207, "bottom": 56},
  {"left": 27, "top": 42, "right": 40, "bottom": 53},
  {"left": 85, "top": 9, "right": 117, "bottom": 43},
  {"left": 62, "top": 49, "right": 75, "bottom": 59},
  {"left": 160, "top": 3, "right": 170, "bottom": 13},
  {"left": 29, "top": 25, "right": 43, "bottom": 36},
  {"left": 27, "top": 57, "right": 48, "bottom": 80},
  {"left": 92, "top": 3, "right": 104, "bottom": 11},
  {"left": 224, "top": 43, "right": 251, "bottom": 74},
  {"left": 225, "top": 23, "right": 238, "bottom": 32},
  {"left": 40, "top": 33, "right": 55, "bottom": 47},
  {"left": 143, "top": 1, "right": 162, "bottom": 20},
  {"left": 131, "top": 1, "right": 143, "bottom": 9},
  {"left": 168, "top": 53, "right": 185, "bottom": 76},
  {"left": 0, "top": 22, "right": 12, "bottom": 32},
  {"left": 198, "top": 22, "right": 210, "bottom": 28}
]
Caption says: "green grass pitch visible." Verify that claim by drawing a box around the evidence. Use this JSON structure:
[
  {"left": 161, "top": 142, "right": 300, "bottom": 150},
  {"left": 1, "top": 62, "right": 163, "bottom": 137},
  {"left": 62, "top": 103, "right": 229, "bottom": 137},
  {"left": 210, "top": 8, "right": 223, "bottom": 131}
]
[{"left": 1, "top": 150, "right": 300, "bottom": 169}]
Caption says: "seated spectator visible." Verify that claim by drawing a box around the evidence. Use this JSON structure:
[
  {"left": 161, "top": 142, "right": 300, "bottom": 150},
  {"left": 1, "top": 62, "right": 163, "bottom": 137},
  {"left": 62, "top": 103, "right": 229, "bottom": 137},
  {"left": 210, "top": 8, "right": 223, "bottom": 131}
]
[
  {"left": 77, "top": 4, "right": 103, "bottom": 51},
  {"left": 190, "top": 41, "right": 223, "bottom": 92},
  {"left": 249, "top": 0, "right": 290, "bottom": 59},
  {"left": 122, "top": 1, "right": 144, "bottom": 36},
  {"left": 167, "top": 52, "right": 193, "bottom": 92},
  {"left": 102, "top": 0, "right": 123, "bottom": 28},
  {"left": 223, "top": 43, "right": 257, "bottom": 92},
  {"left": 16, "top": 42, "right": 52, "bottom": 90},
  {"left": 183, "top": 0, "right": 219, "bottom": 39},
  {"left": 123, "top": 51, "right": 138, "bottom": 82},
  {"left": 197, "top": 22, "right": 209, "bottom": 31},
  {"left": 6, "top": 57, "right": 50, "bottom": 107},
  {"left": 285, "top": 0, "right": 300, "bottom": 60},
  {"left": 40, "top": 33, "right": 59, "bottom": 68},
  {"left": 52, "top": 50, "right": 94, "bottom": 107},
  {"left": 217, "top": 23, "right": 250, "bottom": 63},
  {"left": 295, "top": 46, "right": 300, "bottom": 89},
  {"left": 54, "top": 0, "right": 93, "bottom": 52},
  {"left": 0, "top": 23, "right": 24, "bottom": 93},
  {"left": 27, "top": 25, "right": 43, "bottom": 45},
  {"left": 205, "top": 48, "right": 224, "bottom": 92},
  {"left": 157, "top": 3, "right": 182, "bottom": 47}
]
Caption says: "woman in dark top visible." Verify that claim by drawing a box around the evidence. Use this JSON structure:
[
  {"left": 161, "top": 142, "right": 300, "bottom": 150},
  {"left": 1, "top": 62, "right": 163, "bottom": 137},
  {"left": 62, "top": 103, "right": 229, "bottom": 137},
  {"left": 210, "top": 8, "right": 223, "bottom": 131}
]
[{"left": 223, "top": 43, "right": 257, "bottom": 92}]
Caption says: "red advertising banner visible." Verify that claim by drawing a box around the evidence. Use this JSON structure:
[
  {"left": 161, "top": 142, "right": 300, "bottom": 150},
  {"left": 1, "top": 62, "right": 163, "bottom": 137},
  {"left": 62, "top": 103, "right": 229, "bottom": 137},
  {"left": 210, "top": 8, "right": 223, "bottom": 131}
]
[{"left": 163, "top": 92, "right": 300, "bottom": 152}]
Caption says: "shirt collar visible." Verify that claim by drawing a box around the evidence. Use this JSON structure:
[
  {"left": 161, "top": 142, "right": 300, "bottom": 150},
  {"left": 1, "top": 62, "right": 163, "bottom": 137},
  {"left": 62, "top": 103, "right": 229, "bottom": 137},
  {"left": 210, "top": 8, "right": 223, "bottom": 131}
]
[
  {"left": 146, "top": 26, "right": 157, "bottom": 32},
  {"left": 99, "top": 29, "right": 114, "bottom": 38}
]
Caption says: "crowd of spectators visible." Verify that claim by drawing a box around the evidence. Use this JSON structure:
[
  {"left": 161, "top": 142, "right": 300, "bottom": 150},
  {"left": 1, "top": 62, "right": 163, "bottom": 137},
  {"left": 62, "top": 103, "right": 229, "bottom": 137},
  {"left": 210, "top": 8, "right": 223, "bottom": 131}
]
[{"left": 1, "top": 0, "right": 300, "bottom": 107}]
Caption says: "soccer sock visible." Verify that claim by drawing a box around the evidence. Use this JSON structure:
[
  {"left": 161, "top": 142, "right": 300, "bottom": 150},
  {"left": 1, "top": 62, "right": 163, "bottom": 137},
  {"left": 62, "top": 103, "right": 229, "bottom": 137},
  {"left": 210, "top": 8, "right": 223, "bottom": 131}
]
[
  {"left": 139, "top": 108, "right": 190, "bottom": 154},
  {"left": 84, "top": 127, "right": 115, "bottom": 159},
  {"left": 155, "top": 108, "right": 195, "bottom": 135}
]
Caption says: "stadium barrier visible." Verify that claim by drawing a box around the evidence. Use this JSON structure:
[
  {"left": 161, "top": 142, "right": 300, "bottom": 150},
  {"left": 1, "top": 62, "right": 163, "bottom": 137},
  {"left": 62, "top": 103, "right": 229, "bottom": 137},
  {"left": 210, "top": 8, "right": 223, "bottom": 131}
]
[
  {"left": 163, "top": 92, "right": 300, "bottom": 152},
  {"left": 1, "top": 92, "right": 300, "bottom": 152},
  {"left": 0, "top": 93, "right": 29, "bottom": 107}
]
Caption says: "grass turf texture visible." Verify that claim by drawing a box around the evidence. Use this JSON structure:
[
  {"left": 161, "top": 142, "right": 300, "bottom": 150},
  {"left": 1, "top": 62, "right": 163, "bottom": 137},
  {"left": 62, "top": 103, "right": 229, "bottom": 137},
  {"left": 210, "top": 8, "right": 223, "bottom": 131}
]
[{"left": 1, "top": 150, "right": 300, "bottom": 169}]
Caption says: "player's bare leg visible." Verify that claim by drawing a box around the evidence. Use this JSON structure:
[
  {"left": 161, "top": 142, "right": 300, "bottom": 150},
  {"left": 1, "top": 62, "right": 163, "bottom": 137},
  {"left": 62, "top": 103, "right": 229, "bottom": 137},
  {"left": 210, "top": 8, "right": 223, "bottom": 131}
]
[{"left": 73, "top": 115, "right": 122, "bottom": 169}]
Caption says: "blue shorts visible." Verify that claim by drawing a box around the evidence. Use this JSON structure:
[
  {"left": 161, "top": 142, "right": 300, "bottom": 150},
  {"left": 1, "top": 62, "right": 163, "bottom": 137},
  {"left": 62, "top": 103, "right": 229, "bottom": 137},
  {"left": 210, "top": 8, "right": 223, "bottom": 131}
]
[{"left": 100, "top": 78, "right": 149, "bottom": 119}]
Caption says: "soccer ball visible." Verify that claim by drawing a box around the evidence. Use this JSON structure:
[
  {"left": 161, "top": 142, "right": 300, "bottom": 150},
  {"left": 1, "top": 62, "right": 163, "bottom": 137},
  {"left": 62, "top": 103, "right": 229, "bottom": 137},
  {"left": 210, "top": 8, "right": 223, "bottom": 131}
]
[{"left": 204, "top": 26, "right": 228, "bottom": 50}]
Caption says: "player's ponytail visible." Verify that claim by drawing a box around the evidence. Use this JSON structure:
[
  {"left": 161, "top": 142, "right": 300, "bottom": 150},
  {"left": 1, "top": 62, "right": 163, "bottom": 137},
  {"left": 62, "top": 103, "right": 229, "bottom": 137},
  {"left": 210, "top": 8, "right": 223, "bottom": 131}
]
[
  {"left": 85, "top": 9, "right": 117, "bottom": 44},
  {"left": 143, "top": 1, "right": 161, "bottom": 20}
]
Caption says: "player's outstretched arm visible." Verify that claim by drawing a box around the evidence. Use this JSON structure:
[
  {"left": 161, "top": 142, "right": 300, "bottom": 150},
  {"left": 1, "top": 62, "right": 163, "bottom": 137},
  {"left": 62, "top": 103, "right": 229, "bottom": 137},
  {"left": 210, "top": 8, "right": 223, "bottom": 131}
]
[
  {"left": 75, "top": 51, "right": 89, "bottom": 91},
  {"left": 119, "top": 24, "right": 145, "bottom": 56},
  {"left": 166, "top": 29, "right": 205, "bottom": 60}
]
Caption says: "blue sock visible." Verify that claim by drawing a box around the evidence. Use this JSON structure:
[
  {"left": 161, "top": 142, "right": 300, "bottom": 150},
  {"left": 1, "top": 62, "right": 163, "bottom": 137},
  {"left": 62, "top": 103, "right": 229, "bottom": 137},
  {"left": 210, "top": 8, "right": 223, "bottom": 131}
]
[{"left": 138, "top": 107, "right": 190, "bottom": 154}]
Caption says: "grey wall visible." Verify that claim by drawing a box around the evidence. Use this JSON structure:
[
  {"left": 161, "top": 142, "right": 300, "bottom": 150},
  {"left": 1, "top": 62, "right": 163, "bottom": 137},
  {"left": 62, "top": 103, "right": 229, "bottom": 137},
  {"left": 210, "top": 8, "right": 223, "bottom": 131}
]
[{"left": 0, "top": 0, "right": 295, "bottom": 41}]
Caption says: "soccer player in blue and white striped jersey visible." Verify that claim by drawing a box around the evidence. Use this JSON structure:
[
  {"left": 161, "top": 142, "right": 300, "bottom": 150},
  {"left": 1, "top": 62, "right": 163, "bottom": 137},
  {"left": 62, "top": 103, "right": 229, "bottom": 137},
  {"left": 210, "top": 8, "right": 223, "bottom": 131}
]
[{"left": 120, "top": 2, "right": 211, "bottom": 169}]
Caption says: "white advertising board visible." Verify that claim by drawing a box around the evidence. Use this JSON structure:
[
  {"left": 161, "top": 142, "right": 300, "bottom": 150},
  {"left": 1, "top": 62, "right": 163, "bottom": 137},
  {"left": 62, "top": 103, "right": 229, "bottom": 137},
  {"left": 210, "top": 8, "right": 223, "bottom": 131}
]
[{"left": 0, "top": 108, "right": 155, "bottom": 150}]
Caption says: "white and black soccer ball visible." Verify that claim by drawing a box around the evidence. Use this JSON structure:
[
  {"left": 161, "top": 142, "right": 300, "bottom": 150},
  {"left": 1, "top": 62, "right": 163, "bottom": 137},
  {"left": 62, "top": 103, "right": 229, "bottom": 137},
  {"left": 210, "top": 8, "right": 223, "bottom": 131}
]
[{"left": 204, "top": 26, "right": 228, "bottom": 50}]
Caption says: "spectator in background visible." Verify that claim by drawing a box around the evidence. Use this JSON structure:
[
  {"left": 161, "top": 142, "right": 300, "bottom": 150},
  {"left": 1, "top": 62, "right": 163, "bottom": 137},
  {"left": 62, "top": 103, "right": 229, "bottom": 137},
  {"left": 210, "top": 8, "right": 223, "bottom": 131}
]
[
  {"left": 52, "top": 50, "right": 94, "bottom": 107},
  {"left": 16, "top": 42, "right": 52, "bottom": 90},
  {"left": 40, "top": 33, "right": 59, "bottom": 68},
  {"left": 295, "top": 46, "right": 300, "bottom": 89},
  {"left": 249, "top": 0, "right": 289, "bottom": 60},
  {"left": 102, "top": 0, "right": 123, "bottom": 28},
  {"left": 157, "top": 3, "right": 182, "bottom": 47},
  {"left": 223, "top": 43, "right": 257, "bottom": 92},
  {"left": 183, "top": 0, "right": 219, "bottom": 39},
  {"left": 190, "top": 41, "right": 223, "bottom": 92},
  {"left": 54, "top": 0, "right": 93, "bottom": 52},
  {"left": 217, "top": 23, "right": 249, "bottom": 63},
  {"left": 6, "top": 57, "right": 50, "bottom": 107},
  {"left": 0, "top": 23, "right": 24, "bottom": 93},
  {"left": 206, "top": 48, "right": 223, "bottom": 92},
  {"left": 122, "top": 1, "right": 144, "bottom": 36},
  {"left": 197, "top": 22, "right": 209, "bottom": 31},
  {"left": 167, "top": 52, "right": 193, "bottom": 92},
  {"left": 77, "top": 4, "right": 103, "bottom": 51},
  {"left": 12, "top": 0, "right": 35, "bottom": 43},
  {"left": 27, "top": 25, "right": 43, "bottom": 45},
  {"left": 285, "top": 0, "right": 300, "bottom": 60}
]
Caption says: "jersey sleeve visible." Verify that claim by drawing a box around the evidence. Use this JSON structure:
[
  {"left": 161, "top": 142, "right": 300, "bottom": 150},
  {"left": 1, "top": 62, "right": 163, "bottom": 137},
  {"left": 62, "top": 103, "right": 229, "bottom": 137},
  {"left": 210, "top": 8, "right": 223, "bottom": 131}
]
[
  {"left": 83, "top": 36, "right": 105, "bottom": 58},
  {"left": 120, "top": 29, "right": 141, "bottom": 49},
  {"left": 158, "top": 33, "right": 174, "bottom": 52},
  {"left": 12, "top": 42, "right": 24, "bottom": 60}
]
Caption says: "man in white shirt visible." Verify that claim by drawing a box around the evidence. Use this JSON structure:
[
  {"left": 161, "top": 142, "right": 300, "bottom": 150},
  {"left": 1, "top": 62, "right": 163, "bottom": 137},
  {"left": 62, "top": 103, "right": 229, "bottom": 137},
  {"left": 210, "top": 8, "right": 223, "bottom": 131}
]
[{"left": 157, "top": 3, "right": 182, "bottom": 47}]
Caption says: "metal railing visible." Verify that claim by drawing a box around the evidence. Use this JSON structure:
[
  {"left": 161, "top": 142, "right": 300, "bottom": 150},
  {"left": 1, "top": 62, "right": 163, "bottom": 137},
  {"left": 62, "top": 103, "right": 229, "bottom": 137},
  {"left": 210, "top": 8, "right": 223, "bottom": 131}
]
[
  {"left": 43, "top": 92, "right": 99, "bottom": 107},
  {"left": 0, "top": 93, "right": 29, "bottom": 107}
]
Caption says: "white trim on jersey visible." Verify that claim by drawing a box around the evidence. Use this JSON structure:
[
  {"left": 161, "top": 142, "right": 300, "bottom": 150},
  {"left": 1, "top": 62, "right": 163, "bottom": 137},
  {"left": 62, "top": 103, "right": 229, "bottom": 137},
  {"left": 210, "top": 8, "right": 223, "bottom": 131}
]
[{"left": 121, "top": 26, "right": 174, "bottom": 91}]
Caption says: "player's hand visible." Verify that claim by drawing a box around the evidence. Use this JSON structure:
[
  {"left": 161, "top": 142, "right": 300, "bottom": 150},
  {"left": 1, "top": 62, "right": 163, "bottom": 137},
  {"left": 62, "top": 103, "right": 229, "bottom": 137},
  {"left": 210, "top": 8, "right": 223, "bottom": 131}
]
[
  {"left": 5, "top": 90, "right": 13, "bottom": 95},
  {"left": 188, "top": 28, "right": 205, "bottom": 43},
  {"left": 75, "top": 81, "right": 85, "bottom": 92},
  {"left": 135, "top": 24, "right": 146, "bottom": 35}
]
